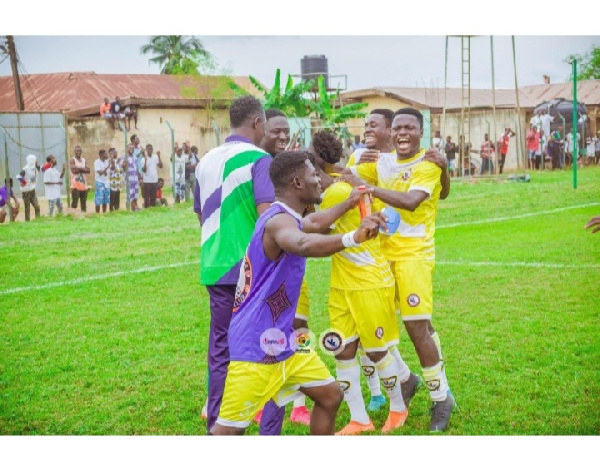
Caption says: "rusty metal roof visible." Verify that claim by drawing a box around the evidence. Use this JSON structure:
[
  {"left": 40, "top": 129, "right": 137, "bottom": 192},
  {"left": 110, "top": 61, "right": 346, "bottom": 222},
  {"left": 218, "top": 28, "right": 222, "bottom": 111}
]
[
  {"left": 342, "top": 80, "right": 600, "bottom": 111},
  {"left": 0, "top": 72, "right": 263, "bottom": 114}
]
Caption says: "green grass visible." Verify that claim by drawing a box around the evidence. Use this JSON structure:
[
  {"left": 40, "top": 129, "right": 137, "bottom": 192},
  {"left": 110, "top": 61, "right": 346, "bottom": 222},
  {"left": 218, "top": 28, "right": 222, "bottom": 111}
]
[{"left": 1, "top": 168, "right": 599, "bottom": 435}]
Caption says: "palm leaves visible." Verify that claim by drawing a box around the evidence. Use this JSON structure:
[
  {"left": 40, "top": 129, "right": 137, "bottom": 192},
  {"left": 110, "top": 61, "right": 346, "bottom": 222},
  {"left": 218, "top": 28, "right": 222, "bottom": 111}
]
[{"left": 140, "top": 36, "right": 210, "bottom": 75}]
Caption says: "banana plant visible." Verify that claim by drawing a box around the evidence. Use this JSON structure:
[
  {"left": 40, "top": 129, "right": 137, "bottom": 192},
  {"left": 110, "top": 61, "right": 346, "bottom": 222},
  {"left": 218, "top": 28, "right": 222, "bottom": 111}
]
[{"left": 312, "top": 75, "right": 368, "bottom": 129}]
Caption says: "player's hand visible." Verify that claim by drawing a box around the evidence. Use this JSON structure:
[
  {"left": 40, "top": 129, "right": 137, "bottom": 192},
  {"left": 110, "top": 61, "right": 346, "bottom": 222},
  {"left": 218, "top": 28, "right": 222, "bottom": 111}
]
[
  {"left": 345, "top": 186, "right": 371, "bottom": 207},
  {"left": 338, "top": 173, "right": 365, "bottom": 188},
  {"left": 354, "top": 211, "right": 388, "bottom": 242},
  {"left": 585, "top": 216, "right": 600, "bottom": 233},
  {"left": 357, "top": 149, "right": 380, "bottom": 164},
  {"left": 424, "top": 148, "right": 447, "bottom": 170}
]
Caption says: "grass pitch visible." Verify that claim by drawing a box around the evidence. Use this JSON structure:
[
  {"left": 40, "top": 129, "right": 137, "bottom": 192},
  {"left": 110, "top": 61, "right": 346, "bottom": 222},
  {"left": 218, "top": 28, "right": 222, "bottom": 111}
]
[{"left": 1, "top": 168, "right": 599, "bottom": 436}]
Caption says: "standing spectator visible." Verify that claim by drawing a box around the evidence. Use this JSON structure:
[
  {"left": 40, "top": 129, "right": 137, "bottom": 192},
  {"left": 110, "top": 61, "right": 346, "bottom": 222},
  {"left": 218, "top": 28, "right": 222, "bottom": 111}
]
[
  {"left": 182, "top": 141, "right": 192, "bottom": 201},
  {"left": 124, "top": 144, "right": 140, "bottom": 212},
  {"left": 539, "top": 108, "right": 557, "bottom": 141},
  {"left": 173, "top": 146, "right": 188, "bottom": 203},
  {"left": 70, "top": 145, "right": 90, "bottom": 212},
  {"left": 444, "top": 135, "right": 457, "bottom": 178},
  {"left": 537, "top": 130, "right": 546, "bottom": 170},
  {"left": 529, "top": 112, "right": 542, "bottom": 133},
  {"left": 110, "top": 96, "right": 126, "bottom": 130},
  {"left": 526, "top": 125, "right": 539, "bottom": 170},
  {"left": 43, "top": 155, "right": 65, "bottom": 216},
  {"left": 478, "top": 133, "right": 495, "bottom": 175},
  {"left": 108, "top": 148, "right": 124, "bottom": 211},
  {"left": 547, "top": 131, "right": 562, "bottom": 170},
  {"left": 585, "top": 136, "right": 596, "bottom": 167},
  {"left": 130, "top": 134, "right": 144, "bottom": 182},
  {"left": 185, "top": 145, "right": 200, "bottom": 202},
  {"left": 352, "top": 135, "right": 365, "bottom": 150},
  {"left": 432, "top": 130, "right": 443, "bottom": 151},
  {"left": 141, "top": 144, "right": 163, "bottom": 208},
  {"left": 457, "top": 135, "right": 472, "bottom": 176},
  {"left": 498, "top": 128, "right": 515, "bottom": 174},
  {"left": 0, "top": 178, "right": 20, "bottom": 223},
  {"left": 19, "top": 154, "right": 41, "bottom": 221},
  {"left": 595, "top": 132, "right": 600, "bottom": 165},
  {"left": 94, "top": 149, "right": 111, "bottom": 214},
  {"left": 193, "top": 95, "right": 275, "bottom": 433},
  {"left": 565, "top": 127, "right": 581, "bottom": 168},
  {"left": 100, "top": 97, "right": 113, "bottom": 129}
]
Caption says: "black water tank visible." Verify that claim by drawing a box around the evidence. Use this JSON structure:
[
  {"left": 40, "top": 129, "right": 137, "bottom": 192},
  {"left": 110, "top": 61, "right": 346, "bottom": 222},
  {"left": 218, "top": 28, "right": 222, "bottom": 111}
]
[{"left": 301, "top": 55, "right": 329, "bottom": 89}]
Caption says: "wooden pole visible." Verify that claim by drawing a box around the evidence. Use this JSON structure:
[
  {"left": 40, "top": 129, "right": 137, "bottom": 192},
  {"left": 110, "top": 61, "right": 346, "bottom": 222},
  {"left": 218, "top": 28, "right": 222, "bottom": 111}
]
[{"left": 6, "top": 36, "right": 24, "bottom": 111}]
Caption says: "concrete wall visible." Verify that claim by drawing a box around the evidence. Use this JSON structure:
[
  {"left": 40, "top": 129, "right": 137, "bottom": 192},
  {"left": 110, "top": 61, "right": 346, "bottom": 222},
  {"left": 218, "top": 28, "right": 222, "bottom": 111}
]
[{"left": 67, "top": 107, "right": 231, "bottom": 183}]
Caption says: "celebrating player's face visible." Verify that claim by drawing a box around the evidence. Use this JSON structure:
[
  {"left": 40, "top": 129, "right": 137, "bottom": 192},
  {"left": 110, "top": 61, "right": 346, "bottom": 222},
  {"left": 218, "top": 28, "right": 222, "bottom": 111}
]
[
  {"left": 302, "top": 159, "right": 322, "bottom": 204},
  {"left": 262, "top": 116, "right": 290, "bottom": 156},
  {"left": 391, "top": 114, "right": 422, "bottom": 158},
  {"left": 364, "top": 114, "right": 390, "bottom": 149}
]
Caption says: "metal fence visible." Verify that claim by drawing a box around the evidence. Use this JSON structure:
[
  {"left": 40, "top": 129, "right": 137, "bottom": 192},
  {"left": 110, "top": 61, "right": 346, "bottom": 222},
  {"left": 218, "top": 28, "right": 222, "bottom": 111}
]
[{"left": 0, "top": 113, "right": 68, "bottom": 197}]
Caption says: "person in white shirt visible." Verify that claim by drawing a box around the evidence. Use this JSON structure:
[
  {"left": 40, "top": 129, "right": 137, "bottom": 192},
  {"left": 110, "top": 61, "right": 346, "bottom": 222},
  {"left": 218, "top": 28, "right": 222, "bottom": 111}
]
[
  {"left": 43, "top": 155, "right": 65, "bottom": 216},
  {"left": 141, "top": 144, "right": 163, "bottom": 208},
  {"left": 173, "top": 146, "right": 188, "bottom": 203},
  {"left": 19, "top": 154, "right": 41, "bottom": 221},
  {"left": 539, "top": 108, "right": 557, "bottom": 140},
  {"left": 94, "top": 149, "right": 111, "bottom": 214},
  {"left": 566, "top": 128, "right": 581, "bottom": 167}
]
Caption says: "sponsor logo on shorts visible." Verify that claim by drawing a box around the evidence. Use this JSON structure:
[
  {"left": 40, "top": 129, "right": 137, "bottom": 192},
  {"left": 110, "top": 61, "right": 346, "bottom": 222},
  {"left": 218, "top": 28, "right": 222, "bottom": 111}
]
[
  {"left": 407, "top": 293, "right": 420, "bottom": 307},
  {"left": 337, "top": 381, "right": 350, "bottom": 393},
  {"left": 375, "top": 327, "right": 384, "bottom": 339},
  {"left": 290, "top": 328, "right": 315, "bottom": 354},
  {"left": 381, "top": 375, "right": 397, "bottom": 389},
  {"left": 362, "top": 366, "right": 375, "bottom": 377},
  {"left": 259, "top": 328, "right": 287, "bottom": 357},
  {"left": 319, "top": 329, "right": 345, "bottom": 356},
  {"left": 426, "top": 379, "right": 441, "bottom": 391}
]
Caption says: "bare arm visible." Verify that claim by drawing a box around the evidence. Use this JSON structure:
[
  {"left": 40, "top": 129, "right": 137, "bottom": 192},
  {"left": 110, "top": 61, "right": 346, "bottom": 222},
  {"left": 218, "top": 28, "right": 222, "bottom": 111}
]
[
  {"left": 371, "top": 187, "right": 429, "bottom": 212},
  {"left": 424, "top": 148, "right": 450, "bottom": 200},
  {"left": 256, "top": 202, "right": 271, "bottom": 216},
  {"left": 157, "top": 151, "right": 163, "bottom": 168},
  {"left": 301, "top": 187, "right": 361, "bottom": 233},
  {"left": 264, "top": 211, "right": 386, "bottom": 260}
]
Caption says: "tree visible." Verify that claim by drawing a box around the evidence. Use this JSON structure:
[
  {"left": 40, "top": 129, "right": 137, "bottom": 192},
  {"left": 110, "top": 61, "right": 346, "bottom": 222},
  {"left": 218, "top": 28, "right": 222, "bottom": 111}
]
[
  {"left": 565, "top": 44, "right": 600, "bottom": 80},
  {"left": 140, "top": 36, "right": 210, "bottom": 75}
]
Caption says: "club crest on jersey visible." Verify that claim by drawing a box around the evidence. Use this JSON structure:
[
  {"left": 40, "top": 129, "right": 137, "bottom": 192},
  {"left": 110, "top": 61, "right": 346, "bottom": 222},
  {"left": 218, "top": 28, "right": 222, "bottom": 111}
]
[
  {"left": 362, "top": 366, "right": 376, "bottom": 377},
  {"left": 381, "top": 376, "right": 398, "bottom": 389},
  {"left": 402, "top": 169, "right": 412, "bottom": 181},
  {"left": 426, "top": 379, "right": 441, "bottom": 391},
  {"left": 375, "top": 327, "right": 384, "bottom": 339},
  {"left": 337, "top": 381, "right": 351, "bottom": 393},
  {"left": 407, "top": 293, "right": 420, "bottom": 307}
]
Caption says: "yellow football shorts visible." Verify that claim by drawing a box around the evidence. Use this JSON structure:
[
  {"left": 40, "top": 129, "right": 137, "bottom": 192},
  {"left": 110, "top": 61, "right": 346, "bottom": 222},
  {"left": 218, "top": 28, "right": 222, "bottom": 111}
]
[
  {"left": 216, "top": 350, "right": 334, "bottom": 428},
  {"left": 295, "top": 279, "right": 310, "bottom": 321},
  {"left": 390, "top": 260, "right": 434, "bottom": 321},
  {"left": 328, "top": 285, "right": 399, "bottom": 352}
]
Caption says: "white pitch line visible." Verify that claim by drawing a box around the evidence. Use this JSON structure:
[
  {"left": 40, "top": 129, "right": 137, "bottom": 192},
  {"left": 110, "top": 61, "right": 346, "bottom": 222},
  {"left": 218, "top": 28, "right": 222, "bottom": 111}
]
[
  {"left": 437, "top": 202, "right": 600, "bottom": 229},
  {"left": 437, "top": 260, "right": 600, "bottom": 269},
  {"left": 0, "top": 260, "right": 200, "bottom": 295}
]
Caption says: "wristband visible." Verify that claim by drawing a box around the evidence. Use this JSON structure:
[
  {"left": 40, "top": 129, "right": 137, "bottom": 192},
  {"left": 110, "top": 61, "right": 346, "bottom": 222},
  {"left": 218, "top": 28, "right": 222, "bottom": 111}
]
[{"left": 342, "top": 231, "right": 360, "bottom": 248}]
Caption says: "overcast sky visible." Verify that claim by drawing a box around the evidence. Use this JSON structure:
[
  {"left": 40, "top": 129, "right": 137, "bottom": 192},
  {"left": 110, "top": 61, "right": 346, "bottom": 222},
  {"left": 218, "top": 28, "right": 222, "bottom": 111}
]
[{"left": 2, "top": 3, "right": 598, "bottom": 92}]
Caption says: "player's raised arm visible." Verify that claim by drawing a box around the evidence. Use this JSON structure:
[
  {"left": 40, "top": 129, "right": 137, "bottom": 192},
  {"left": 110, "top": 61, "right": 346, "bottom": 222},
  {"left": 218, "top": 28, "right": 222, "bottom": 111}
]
[
  {"left": 265, "top": 211, "right": 386, "bottom": 259},
  {"left": 301, "top": 187, "right": 363, "bottom": 233}
]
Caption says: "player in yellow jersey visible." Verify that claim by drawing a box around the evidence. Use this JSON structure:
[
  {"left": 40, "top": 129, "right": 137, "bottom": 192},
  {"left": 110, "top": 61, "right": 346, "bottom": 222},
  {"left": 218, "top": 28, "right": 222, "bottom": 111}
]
[
  {"left": 348, "top": 107, "right": 455, "bottom": 432},
  {"left": 308, "top": 130, "right": 411, "bottom": 434}
]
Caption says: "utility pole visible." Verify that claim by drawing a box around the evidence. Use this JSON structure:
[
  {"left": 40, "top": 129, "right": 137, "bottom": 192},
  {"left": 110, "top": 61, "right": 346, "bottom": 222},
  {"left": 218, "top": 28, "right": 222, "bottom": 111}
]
[{"left": 6, "top": 36, "right": 25, "bottom": 111}]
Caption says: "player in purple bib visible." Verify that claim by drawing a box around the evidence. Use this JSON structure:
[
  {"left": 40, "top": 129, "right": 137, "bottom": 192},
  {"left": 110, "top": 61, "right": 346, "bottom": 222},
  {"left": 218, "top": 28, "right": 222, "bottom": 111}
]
[{"left": 212, "top": 151, "right": 389, "bottom": 435}]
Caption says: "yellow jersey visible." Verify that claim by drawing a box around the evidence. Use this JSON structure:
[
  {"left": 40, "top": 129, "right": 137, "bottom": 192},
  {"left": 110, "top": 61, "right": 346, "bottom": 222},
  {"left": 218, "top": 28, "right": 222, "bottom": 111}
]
[
  {"left": 352, "top": 149, "right": 441, "bottom": 262},
  {"left": 320, "top": 174, "right": 394, "bottom": 290}
]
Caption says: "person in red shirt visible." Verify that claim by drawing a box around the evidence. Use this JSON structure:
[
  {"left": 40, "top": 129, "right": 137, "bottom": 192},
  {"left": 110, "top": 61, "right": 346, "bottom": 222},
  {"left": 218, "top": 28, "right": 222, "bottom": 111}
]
[
  {"left": 527, "top": 125, "right": 540, "bottom": 170},
  {"left": 478, "top": 133, "right": 495, "bottom": 175},
  {"left": 498, "top": 127, "right": 515, "bottom": 174}
]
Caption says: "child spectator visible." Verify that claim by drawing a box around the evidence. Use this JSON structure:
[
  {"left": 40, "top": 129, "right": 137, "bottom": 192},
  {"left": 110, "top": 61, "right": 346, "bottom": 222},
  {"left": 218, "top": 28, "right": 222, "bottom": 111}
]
[
  {"left": 94, "top": 149, "right": 111, "bottom": 214},
  {"left": 156, "top": 178, "right": 168, "bottom": 206},
  {"left": 43, "top": 155, "right": 65, "bottom": 216},
  {"left": 0, "top": 178, "right": 20, "bottom": 223}
]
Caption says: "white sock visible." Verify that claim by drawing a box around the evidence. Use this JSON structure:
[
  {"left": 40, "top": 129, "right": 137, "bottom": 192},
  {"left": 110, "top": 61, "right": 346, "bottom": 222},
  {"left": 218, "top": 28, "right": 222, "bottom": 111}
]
[
  {"left": 359, "top": 351, "right": 381, "bottom": 397},
  {"left": 293, "top": 395, "right": 306, "bottom": 409},
  {"left": 422, "top": 361, "right": 449, "bottom": 402},
  {"left": 374, "top": 352, "right": 406, "bottom": 412},
  {"left": 388, "top": 346, "right": 411, "bottom": 383},
  {"left": 336, "top": 358, "right": 370, "bottom": 424}
]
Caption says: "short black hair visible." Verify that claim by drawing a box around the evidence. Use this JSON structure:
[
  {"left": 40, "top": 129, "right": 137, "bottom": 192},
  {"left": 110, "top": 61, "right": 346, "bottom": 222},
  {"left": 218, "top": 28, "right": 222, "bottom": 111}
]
[
  {"left": 370, "top": 109, "right": 394, "bottom": 128},
  {"left": 130, "top": 134, "right": 138, "bottom": 142},
  {"left": 158, "top": 177, "right": 164, "bottom": 182},
  {"left": 46, "top": 155, "right": 53, "bottom": 162},
  {"left": 265, "top": 108, "right": 286, "bottom": 121},
  {"left": 99, "top": 149, "right": 106, "bottom": 156},
  {"left": 312, "top": 131, "right": 342, "bottom": 165},
  {"left": 269, "top": 150, "right": 309, "bottom": 190},
  {"left": 191, "top": 145, "right": 198, "bottom": 153},
  {"left": 229, "top": 95, "right": 264, "bottom": 129},
  {"left": 394, "top": 108, "right": 423, "bottom": 129}
]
